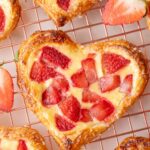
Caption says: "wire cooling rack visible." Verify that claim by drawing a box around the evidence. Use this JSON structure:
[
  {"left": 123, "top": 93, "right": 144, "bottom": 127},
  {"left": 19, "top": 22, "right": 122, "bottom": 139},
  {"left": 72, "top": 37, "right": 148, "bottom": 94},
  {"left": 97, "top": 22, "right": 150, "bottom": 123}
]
[{"left": 0, "top": 0, "right": 150, "bottom": 150}]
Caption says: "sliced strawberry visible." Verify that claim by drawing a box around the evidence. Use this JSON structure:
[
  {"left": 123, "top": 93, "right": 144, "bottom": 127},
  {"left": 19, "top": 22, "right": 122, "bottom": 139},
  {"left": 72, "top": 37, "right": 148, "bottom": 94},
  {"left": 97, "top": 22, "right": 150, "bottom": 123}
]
[
  {"left": 87, "top": 53, "right": 96, "bottom": 58},
  {"left": 42, "top": 86, "right": 61, "bottom": 107},
  {"left": 59, "top": 95, "right": 80, "bottom": 122},
  {"left": 55, "top": 115, "right": 75, "bottom": 131},
  {"left": 99, "top": 75, "right": 121, "bottom": 93},
  {"left": 17, "top": 140, "right": 28, "bottom": 150},
  {"left": 79, "top": 109, "right": 92, "bottom": 122},
  {"left": 52, "top": 76, "right": 69, "bottom": 92},
  {"left": 57, "top": 0, "right": 70, "bottom": 11},
  {"left": 40, "top": 46, "right": 70, "bottom": 69},
  {"left": 30, "top": 61, "right": 57, "bottom": 83},
  {"left": 90, "top": 99, "right": 115, "bottom": 121},
  {"left": 82, "top": 89, "right": 106, "bottom": 103},
  {"left": 0, "top": 68, "right": 14, "bottom": 112},
  {"left": 120, "top": 74, "right": 133, "bottom": 94},
  {"left": 82, "top": 58, "right": 98, "bottom": 84},
  {"left": 0, "top": 7, "right": 5, "bottom": 32},
  {"left": 103, "top": 0, "right": 146, "bottom": 25},
  {"left": 71, "top": 69, "right": 88, "bottom": 88},
  {"left": 102, "top": 53, "right": 130, "bottom": 74}
]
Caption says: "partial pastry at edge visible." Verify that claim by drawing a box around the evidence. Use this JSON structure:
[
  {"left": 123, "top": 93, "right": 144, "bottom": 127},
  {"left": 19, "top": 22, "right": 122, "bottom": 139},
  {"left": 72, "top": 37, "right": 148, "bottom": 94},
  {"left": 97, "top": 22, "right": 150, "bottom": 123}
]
[
  {"left": 34, "top": 0, "right": 98, "bottom": 26},
  {"left": 0, "top": 0, "right": 21, "bottom": 41},
  {"left": 115, "top": 136, "right": 150, "bottom": 150},
  {"left": 17, "top": 30, "right": 148, "bottom": 150},
  {"left": 0, "top": 126, "right": 47, "bottom": 150}
]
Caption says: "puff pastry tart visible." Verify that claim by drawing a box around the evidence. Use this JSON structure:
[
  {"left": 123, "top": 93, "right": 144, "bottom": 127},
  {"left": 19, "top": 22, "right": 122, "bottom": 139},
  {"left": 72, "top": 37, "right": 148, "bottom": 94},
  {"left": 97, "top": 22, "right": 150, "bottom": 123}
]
[
  {"left": 116, "top": 137, "right": 150, "bottom": 150},
  {"left": 34, "top": 0, "right": 98, "bottom": 26},
  {"left": 17, "top": 30, "right": 148, "bottom": 150},
  {"left": 0, "top": 0, "right": 21, "bottom": 41},
  {"left": 0, "top": 126, "right": 47, "bottom": 150}
]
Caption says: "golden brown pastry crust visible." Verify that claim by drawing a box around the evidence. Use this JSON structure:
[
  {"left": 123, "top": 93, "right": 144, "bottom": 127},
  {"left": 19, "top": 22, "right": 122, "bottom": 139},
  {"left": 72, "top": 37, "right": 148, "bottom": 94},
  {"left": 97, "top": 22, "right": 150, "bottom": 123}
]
[
  {"left": 0, "top": 0, "right": 21, "bottom": 41},
  {"left": 34, "top": 0, "right": 98, "bottom": 26},
  {"left": 0, "top": 126, "right": 47, "bottom": 150},
  {"left": 17, "top": 30, "right": 149, "bottom": 150},
  {"left": 115, "top": 137, "right": 150, "bottom": 150}
]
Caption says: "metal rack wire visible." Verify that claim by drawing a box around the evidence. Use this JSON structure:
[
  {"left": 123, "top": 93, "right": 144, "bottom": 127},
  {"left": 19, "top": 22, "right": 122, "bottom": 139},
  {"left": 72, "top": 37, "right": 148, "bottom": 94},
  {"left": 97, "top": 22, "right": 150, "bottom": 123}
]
[{"left": 0, "top": 0, "right": 149, "bottom": 150}]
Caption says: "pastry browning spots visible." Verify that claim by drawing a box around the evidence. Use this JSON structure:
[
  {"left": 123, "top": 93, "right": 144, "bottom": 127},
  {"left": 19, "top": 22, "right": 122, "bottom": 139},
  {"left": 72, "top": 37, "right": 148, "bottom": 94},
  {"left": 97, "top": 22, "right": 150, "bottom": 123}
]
[
  {"left": 115, "top": 137, "right": 150, "bottom": 150},
  {"left": 0, "top": 126, "right": 47, "bottom": 150},
  {"left": 0, "top": 0, "right": 21, "bottom": 41}
]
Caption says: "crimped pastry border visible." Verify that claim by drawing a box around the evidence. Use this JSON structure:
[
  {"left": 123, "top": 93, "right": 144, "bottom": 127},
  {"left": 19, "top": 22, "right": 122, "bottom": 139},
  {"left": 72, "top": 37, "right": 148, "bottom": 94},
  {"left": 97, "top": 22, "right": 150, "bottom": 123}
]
[
  {"left": 0, "top": 126, "right": 47, "bottom": 150},
  {"left": 34, "top": 0, "right": 98, "bottom": 26},
  {"left": 17, "top": 30, "right": 149, "bottom": 150},
  {"left": 0, "top": 0, "right": 21, "bottom": 41},
  {"left": 115, "top": 137, "right": 150, "bottom": 150}
]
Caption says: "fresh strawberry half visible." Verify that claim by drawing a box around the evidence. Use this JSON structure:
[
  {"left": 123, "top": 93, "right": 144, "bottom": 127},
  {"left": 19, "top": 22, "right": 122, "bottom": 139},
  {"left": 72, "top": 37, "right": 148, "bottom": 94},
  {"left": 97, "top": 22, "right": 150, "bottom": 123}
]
[
  {"left": 0, "top": 7, "right": 5, "bottom": 32},
  {"left": 90, "top": 99, "right": 115, "bottom": 121},
  {"left": 120, "top": 74, "right": 133, "bottom": 94},
  {"left": 99, "top": 75, "right": 121, "bottom": 93},
  {"left": 79, "top": 109, "right": 92, "bottom": 122},
  {"left": 30, "top": 61, "right": 57, "bottom": 83},
  {"left": 52, "top": 76, "right": 69, "bottom": 93},
  {"left": 103, "top": 0, "right": 147, "bottom": 25},
  {"left": 57, "top": 0, "right": 70, "bottom": 11},
  {"left": 55, "top": 115, "right": 75, "bottom": 131},
  {"left": 17, "top": 140, "right": 28, "bottom": 150},
  {"left": 42, "top": 86, "right": 61, "bottom": 107},
  {"left": 40, "top": 46, "right": 71, "bottom": 69},
  {"left": 71, "top": 69, "right": 89, "bottom": 88},
  {"left": 82, "top": 89, "right": 106, "bottom": 103},
  {"left": 0, "top": 68, "right": 14, "bottom": 112},
  {"left": 82, "top": 58, "right": 98, "bottom": 84},
  {"left": 102, "top": 53, "right": 130, "bottom": 74},
  {"left": 59, "top": 95, "right": 81, "bottom": 122}
]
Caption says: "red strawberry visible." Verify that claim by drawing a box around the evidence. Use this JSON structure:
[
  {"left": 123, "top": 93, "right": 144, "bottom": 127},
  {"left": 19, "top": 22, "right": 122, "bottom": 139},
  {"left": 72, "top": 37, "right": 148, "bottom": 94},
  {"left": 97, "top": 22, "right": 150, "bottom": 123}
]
[
  {"left": 103, "top": 0, "right": 147, "bottom": 25},
  {"left": 0, "top": 7, "right": 5, "bottom": 32},
  {"left": 120, "top": 74, "right": 133, "bottom": 94},
  {"left": 52, "top": 76, "right": 69, "bottom": 92},
  {"left": 55, "top": 115, "right": 75, "bottom": 131},
  {"left": 102, "top": 53, "right": 130, "bottom": 74},
  {"left": 71, "top": 69, "right": 89, "bottom": 88},
  {"left": 82, "top": 89, "right": 105, "bottom": 103},
  {"left": 90, "top": 99, "right": 115, "bottom": 121},
  {"left": 99, "top": 75, "right": 121, "bottom": 93},
  {"left": 30, "top": 61, "right": 57, "bottom": 83},
  {"left": 17, "top": 140, "right": 28, "bottom": 150},
  {"left": 42, "top": 86, "right": 61, "bottom": 107},
  {"left": 87, "top": 53, "right": 96, "bottom": 58},
  {"left": 82, "top": 58, "right": 98, "bottom": 84},
  {"left": 0, "top": 68, "right": 14, "bottom": 112},
  {"left": 57, "top": 0, "right": 70, "bottom": 11},
  {"left": 80, "top": 109, "right": 92, "bottom": 122},
  {"left": 59, "top": 95, "right": 81, "bottom": 122},
  {"left": 40, "top": 46, "right": 70, "bottom": 69}
]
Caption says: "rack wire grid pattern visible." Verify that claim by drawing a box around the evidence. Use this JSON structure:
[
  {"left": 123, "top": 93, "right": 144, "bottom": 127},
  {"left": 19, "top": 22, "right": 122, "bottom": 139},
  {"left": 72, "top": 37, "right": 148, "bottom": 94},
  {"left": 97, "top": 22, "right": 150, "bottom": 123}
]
[{"left": 0, "top": 0, "right": 150, "bottom": 150}]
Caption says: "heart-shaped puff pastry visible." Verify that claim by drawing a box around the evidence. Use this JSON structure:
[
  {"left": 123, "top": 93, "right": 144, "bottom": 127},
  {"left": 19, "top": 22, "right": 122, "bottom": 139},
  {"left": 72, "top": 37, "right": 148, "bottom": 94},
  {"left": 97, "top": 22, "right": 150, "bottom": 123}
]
[
  {"left": 116, "top": 136, "right": 150, "bottom": 150},
  {"left": 34, "top": 0, "right": 98, "bottom": 26},
  {"left": 0, "top": 0, "right": 21, "bottom": 41},
  {"left": 0, "top": 126, "right": 47, "bottom": 150},
  {"left": 17, "top": 30, "right": 148, "bottom": 150}
]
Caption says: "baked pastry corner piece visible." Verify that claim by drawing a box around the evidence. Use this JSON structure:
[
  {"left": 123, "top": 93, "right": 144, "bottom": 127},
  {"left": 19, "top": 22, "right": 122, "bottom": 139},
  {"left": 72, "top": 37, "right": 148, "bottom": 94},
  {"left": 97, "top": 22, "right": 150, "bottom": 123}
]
[
  {"left": 115, "top": 137, "right": 150, "bottom": 150},
  {"left": 0, "top": 0, "right": 21, "bottom": 41},
  {"left": 17, "top": 30, "right": 148, "bottom": 150},
  {"left": 34, "top": 0, "right": 98, "bottom": 26},
  {"left": 0, "top": 126, "right": 47, "bottom": 150}
]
